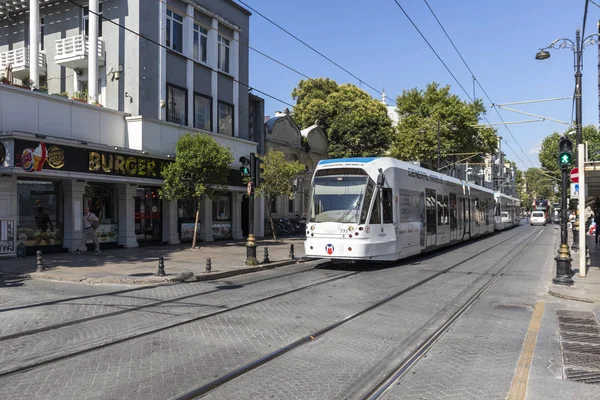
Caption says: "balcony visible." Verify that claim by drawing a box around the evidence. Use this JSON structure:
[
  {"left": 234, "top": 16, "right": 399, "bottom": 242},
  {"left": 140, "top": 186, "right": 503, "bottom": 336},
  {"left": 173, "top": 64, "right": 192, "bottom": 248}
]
[
  {"left": 0, "top": 48, "right": 47, "bottom": 81},
  {"left": 54, "top": 35, "right": 105, "bottom": 70}
]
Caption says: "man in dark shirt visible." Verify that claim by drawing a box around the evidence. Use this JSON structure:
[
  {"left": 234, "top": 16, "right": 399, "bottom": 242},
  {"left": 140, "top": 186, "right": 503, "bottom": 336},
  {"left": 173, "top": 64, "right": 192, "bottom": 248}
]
[{"left": 35, "top": 206, "right": 53, "bottom": 232}]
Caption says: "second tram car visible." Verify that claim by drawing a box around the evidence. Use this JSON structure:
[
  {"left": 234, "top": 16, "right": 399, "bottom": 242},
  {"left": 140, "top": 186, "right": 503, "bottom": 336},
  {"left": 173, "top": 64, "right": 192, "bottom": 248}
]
[
  {"left": 304, "top": 157, "right": 500, "bottom": 262},
  {"left": 494, "top": 192, "right": 521, "bottom": 231}
]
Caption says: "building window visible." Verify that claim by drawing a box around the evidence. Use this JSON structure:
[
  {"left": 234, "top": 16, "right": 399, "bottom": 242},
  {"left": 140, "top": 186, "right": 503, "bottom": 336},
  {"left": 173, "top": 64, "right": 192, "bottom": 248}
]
[
  {"left": 193, "top": 24, "right": 208, "bottom": 63},
  {"left": 82, "top": 2, "right": 103, "bottom": 37},
  {"left": 167, "top": 84, "right": 186, "bottom": 125},
  {"left": 269, "top": 198, "right": 277, "bottom": 213},
  {"left": 212, "top": 194, "right": 232, "bottom": 240},
  {"left": 218, "top": 101, "right": 233, "bottom": 136},
  {"left": 217, "top": 35, "right": 230, "bottom": 73},
  {"left": 288, "top": 198, "right": 294, "bottom": 213},
  {"left": 194, "top": 94, "right": 211, "bottom": 131},
  {"left": 40, "top": 17, "right": 44, "bottom": 51},
  {"left": 166, "top": 9, "right": 183, "bottom": 52}
]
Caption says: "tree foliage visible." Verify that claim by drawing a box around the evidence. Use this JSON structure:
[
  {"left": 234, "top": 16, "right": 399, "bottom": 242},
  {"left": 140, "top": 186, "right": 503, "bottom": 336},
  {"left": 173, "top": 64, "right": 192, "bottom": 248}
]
[
  {"left": 254, "top": 150, "right": 306, "bottom": 239},
  {"left": 391, "top": 82, "right": 497, "bottom": 170},
  {"left": 159, "top": 133, "right": 233, "bottom": 247},
  {"left": 523, "top": 168, "right": 557, "bottom": 205},
  {"left": 291, "top": 78, "right": 393, "bottom": 158},
  {"left": 538, "top": 125, "right": 600, "bottom": 176}
]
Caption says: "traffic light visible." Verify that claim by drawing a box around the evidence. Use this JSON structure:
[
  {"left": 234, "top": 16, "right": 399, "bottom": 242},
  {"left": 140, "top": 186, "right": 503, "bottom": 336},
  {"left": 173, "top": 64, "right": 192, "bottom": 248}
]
[
  {"left": 239, "top": 156, "right": 251, "bottom": 178},
  {"left": 558, "top": 137, "right": 573, "bottom": 167},
  {"left": 254, "top": 156, "right": 265, "bottom": 188}
]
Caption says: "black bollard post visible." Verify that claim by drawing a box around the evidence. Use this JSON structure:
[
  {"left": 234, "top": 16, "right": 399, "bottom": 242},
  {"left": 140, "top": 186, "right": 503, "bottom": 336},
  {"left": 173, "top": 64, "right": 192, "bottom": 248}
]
[
  {"left": 156, "top": 256, "right": 166, "bottom": 277},
  {"left": 289, "top": 244, "right": 295, "bottom": 260},
  {"left": 36, "top": 250, "right": 45, "bottom": 272},
  {"left": 206, "top": 258, "right": 212, "bottom": 273},
  {"left": 263, "top": 247, "right": 270, "bottom": 263}
]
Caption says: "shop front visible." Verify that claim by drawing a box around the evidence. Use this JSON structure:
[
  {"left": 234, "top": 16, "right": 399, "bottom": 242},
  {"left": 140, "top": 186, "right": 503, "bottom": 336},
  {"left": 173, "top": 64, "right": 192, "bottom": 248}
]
[
  {"left": 84, "top": 182, "right": 119, "bottom": 248},
  {"left": 135, "top": 186, "right": 162, "bottom": 244}
]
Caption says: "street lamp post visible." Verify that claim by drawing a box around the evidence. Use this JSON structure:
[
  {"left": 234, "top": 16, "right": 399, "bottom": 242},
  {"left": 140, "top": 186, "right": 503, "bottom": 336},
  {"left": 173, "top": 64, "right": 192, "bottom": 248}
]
[{"left": 536, "top": 29, "right": 599, "bottom": 253}]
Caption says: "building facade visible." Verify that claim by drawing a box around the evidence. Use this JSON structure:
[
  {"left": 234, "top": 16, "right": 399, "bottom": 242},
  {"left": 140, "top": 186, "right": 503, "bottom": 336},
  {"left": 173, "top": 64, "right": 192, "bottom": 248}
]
[
  {"left": 0, "top": 0, "right": 263, "bottom": 256},
  {"left": 264, "top": 113, "right": 328, "bottom": 224}
]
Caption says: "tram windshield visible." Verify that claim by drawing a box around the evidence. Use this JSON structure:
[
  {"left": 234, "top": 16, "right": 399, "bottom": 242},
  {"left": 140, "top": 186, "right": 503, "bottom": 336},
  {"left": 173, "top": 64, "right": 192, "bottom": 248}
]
[{"left": 309, "top": 175, "right": 370, "bottom": 223}]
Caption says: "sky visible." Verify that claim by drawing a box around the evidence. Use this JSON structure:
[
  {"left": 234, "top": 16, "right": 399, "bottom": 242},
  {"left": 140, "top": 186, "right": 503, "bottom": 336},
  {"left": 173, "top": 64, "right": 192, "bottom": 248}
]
[{"left": 240, "top": 0, "right": 600, "bottom": 172}]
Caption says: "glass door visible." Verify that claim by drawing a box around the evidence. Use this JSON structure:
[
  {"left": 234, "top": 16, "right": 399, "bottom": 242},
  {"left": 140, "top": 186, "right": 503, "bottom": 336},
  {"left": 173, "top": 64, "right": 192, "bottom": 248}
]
[{"left": 135, "top": 187, "right": 162, "bottom": 243}]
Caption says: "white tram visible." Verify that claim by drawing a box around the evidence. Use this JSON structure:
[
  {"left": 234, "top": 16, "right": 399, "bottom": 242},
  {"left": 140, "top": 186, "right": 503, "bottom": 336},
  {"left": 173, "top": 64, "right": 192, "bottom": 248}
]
[
  {"left": 304, "top": 157, "right": 506, "bottom": 262},
  {"left": 494, "top": 192, "right": 521, "bottom": 231}
]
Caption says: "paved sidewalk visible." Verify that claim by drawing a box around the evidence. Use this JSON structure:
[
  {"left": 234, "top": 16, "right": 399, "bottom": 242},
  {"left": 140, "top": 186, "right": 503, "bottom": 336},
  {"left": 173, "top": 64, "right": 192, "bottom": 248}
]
[
  {"left": 549, "top": 233, "right": 600, "bottom": 303},
  {"left": 0, "top": 236, "right": 308, "bottom": 285}
]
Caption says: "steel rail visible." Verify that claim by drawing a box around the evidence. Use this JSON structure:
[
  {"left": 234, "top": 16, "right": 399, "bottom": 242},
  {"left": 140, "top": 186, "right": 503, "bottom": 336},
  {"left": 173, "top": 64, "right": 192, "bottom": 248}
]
[{"left": 173, "top": 227, "right": 532, "bottom": 400}]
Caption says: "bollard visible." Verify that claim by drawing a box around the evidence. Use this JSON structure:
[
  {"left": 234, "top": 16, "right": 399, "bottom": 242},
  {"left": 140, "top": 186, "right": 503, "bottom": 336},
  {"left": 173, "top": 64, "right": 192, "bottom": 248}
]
[
  {"left": 156, "top": 256, "right": 166, "bottom": 277},
  {"left": 263, "top": 247, "right": 270, "bottom": 264},
  {"left": 36, "top": 250, "right": 45, "bottom": 272},
  {"left": 206, "top": 258, "right": 212, "bottom": 273},
  {"left": 289, "top": 244, "right": 295, "bottom": 260}
]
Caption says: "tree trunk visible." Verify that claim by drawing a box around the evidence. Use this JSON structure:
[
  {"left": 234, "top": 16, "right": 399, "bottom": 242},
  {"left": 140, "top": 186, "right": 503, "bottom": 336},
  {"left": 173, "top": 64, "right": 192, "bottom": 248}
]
[
  {"left": 267, "top": 200, "right": 277, "bottom": 241},
  {"left": 192, "top": 197, "right": 200, "bottom": 249}
]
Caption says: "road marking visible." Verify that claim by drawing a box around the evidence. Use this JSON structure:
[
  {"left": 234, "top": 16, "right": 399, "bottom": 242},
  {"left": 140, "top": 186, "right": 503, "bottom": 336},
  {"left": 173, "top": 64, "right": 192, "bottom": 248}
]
[
  {"left": 507, "top": 301, "right": 545, "bottom": 400},
  {"left": 532, "top": 229, "right": 543, "bottom": 243}
]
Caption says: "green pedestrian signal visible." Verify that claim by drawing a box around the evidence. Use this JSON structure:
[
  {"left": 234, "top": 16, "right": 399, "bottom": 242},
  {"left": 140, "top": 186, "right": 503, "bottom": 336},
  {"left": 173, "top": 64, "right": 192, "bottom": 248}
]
[
  {"left": 558, "top": 137, "right": 573, "bottom": 167},
  {"left": 239, "top": 156, "right": 251, "bottom": 178}
]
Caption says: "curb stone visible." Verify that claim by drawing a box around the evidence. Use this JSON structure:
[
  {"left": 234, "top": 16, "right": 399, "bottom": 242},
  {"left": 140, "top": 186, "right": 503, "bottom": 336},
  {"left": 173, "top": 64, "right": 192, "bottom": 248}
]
[{"left": 548, "top": 289, "right": 595, "bottom": 303}]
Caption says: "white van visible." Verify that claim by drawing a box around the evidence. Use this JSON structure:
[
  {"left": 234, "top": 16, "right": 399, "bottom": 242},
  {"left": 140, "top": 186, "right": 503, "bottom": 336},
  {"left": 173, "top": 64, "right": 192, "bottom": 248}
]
[{"left": 530, "top": 211, "right": 546, "bottom": 226}]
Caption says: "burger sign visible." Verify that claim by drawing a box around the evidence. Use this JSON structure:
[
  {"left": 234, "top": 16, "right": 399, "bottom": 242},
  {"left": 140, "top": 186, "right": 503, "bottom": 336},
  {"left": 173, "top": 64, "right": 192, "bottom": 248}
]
[{"left": 21, "top": 143, "right": 48, "bottom": 172}]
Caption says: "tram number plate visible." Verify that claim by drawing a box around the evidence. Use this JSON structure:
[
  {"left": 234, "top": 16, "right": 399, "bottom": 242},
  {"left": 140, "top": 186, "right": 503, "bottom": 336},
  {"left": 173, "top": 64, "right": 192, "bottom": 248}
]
[{"left": 339, "top": 228, "right": 349, "bottom": 234}]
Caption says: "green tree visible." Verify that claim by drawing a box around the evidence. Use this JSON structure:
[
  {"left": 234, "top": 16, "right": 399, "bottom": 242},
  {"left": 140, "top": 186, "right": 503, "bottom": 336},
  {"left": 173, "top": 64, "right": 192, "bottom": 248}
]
[
  {"left": 523, "top": 168, "right": 557, "bottom": 204},
  {"left": 391, "top": 82, "right": 497, "bottom": 170},
  {"left": 254, "top": 150, "right": 306, "bottom": 240},
  {"left": 291, "top": 79, "right": 393, "bottom": 158},
  {"left": 538, "top": 125, "right": 600, "bottom": 176},
  {"left": 159, "top": 133, "right": 233, "bottom": 248}
]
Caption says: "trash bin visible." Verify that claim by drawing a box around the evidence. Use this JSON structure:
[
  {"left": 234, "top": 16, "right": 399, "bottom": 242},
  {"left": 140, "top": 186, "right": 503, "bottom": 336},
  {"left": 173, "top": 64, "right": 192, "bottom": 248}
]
[{"left": 16, "top": 241, "right": 27, "bottom": 258}]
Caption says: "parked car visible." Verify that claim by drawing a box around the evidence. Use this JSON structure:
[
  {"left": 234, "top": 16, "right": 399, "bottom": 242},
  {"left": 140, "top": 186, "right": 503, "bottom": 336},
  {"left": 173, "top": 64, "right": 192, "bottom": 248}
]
[{"left": 530, "top": 211, "right": 546, "bottom": 226}]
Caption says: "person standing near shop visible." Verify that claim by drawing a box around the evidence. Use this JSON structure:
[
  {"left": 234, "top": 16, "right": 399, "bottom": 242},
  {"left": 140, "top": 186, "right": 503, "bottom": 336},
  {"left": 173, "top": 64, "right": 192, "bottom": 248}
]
[{"left": 74, "top": 206, "right": 101, "bottom": 254}]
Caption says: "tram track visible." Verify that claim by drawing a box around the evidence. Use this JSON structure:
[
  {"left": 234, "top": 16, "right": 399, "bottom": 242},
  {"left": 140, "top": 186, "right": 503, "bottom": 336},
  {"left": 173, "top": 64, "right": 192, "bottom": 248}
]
[
  {"left": 362, "top": 228, "right": 544, "bottom": 399},
  {"left": 172, "top": 226, "right": 536, "bottom": 400},
  {"left": 0, "top": 267, "right": 357, "bottom": 379}
]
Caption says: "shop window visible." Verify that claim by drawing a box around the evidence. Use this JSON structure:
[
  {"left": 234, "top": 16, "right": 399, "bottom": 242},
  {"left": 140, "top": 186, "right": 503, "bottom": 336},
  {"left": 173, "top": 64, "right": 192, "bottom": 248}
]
[
  {"left": 135, "top": 187, "right": 162, "bottom": 242},
  {"left": 17, "top": 180, "right": 63, "bottom": 247},
  {"left": 212, "top": 194, "right": 232, "bottom": 240},
  {"left": 178, "top": 198, "right": 200, "bottom": 242},
  {"left": 84, "top": 183, "right": 118, "bottom": 244}
]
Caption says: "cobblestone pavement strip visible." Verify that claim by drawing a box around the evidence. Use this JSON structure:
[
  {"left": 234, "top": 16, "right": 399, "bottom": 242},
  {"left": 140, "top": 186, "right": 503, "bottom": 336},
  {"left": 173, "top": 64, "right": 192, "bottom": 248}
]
[
  {"left": 0, "top": 265, "right": 352, "bottom": 375},
  {"left": 0, "top": 262, "right": 320, "bottom": 338},
  {"left": 200, "top": 226, "right": 538, "bottom": 400},
  {"left": 0, "top": 227, "right": 530, "bottom": 400}
]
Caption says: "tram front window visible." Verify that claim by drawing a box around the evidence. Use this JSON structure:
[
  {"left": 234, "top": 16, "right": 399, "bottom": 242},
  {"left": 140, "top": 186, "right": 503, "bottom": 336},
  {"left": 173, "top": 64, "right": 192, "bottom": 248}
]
[{"left": 309, "top": 175, "right": 369, "bottom": 223}]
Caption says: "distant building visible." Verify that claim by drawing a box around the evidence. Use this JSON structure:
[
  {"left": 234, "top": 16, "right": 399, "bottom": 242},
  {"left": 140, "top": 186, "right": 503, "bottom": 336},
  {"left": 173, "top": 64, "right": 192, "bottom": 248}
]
[{"left": 381, "top": 90, "right": 399, "bottom": 127}]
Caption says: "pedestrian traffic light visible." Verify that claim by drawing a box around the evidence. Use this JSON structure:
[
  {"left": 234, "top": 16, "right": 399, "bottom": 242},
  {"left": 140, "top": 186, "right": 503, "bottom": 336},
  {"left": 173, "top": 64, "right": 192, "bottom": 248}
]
[
  {"left": 558, "top": 137, "right": 573, "bottom": 167},
  {"left": 239, "top": 156, "right": 251, "bottom": 178}
]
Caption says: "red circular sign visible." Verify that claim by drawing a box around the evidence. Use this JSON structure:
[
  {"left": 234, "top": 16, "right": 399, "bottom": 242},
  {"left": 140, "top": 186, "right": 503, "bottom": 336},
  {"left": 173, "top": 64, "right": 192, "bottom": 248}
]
[{"left": 570, "top": 167, "right": 579, "bottom": 183}]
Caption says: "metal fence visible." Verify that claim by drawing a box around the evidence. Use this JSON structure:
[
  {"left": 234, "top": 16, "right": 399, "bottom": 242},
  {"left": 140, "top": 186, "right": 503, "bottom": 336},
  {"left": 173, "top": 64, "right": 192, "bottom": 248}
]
[{"left": 0, "top": 218, "right": 16, "bottom": 256}]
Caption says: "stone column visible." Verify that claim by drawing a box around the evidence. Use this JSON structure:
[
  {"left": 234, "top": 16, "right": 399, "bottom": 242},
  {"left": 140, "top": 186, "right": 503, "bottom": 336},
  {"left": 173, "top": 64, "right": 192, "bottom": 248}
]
[
  {"left": 162, "top": 199, "right": 180, "bottom": 245},
  {"left": 88, "top": 0, "right": 99, "bottom": 104},
  {"left": 199, "top": 196, "right": 213, "bottom": 242},
  {"left": 117, "top": 183, "right": 138, "bottom": 248},
  {"left": 62, "top": 180, "right": 87, "bottom": 251},
  {"left": 232, "top": 192, "right": 243, "bottom": 240},
  {"left": 29, "top": 0, "right": 39, "bottom": 88}
]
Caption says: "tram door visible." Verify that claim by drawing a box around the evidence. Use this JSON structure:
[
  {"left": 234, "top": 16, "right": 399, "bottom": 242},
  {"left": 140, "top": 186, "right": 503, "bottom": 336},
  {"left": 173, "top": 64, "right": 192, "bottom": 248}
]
[
  {"left": 450, "top": 193, "right": 457, "bottom": 242},
  {"left": 425, "top": 189, "right": 437, "bottom": 247}
]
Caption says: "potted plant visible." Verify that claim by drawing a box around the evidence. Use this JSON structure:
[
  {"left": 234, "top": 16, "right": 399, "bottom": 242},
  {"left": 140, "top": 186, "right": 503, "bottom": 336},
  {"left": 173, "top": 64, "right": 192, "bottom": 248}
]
[
  {"left": 0, "top": 75, "right": 8, "bottom": 84},
  {"left": 72, "top": 90, "right": 88, "bottom": 102},
  {"left": 51, "top": 92, "right": 69, "bottom": 98},
  {"left": 38, "top": 86, "right": 48, "bottom": 93}
]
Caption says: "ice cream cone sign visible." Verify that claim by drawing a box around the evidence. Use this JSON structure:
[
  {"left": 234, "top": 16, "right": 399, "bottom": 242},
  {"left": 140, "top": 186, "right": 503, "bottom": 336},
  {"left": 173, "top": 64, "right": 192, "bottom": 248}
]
[{"left": 21, "top": 143, "right": 48, "bottom": 172}]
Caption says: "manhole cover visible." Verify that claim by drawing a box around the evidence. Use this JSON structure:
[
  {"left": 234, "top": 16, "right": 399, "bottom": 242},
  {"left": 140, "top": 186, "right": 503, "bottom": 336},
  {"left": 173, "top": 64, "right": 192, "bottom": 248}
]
[
  {"left": 565, "top": 369, "right": 600, "bottom": 384},
  {"left": 559, "top": 323, "right": 600, "bottom": 335},
  {"left": 563, "top": 352, "right": 600, "bottom": 370},
  {"left": 561, "top": 332, "right": 600, "bottom": 345},
  {"left": 562, "top": 342, "right": 600, "bottom": 355}
]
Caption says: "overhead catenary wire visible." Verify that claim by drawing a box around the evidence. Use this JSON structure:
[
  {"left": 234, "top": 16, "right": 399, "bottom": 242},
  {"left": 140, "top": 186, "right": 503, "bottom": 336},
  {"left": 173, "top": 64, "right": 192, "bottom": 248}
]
[
  {"left": 62, "top": 0, "right": 296, "bottom": 109},
  {"left": 390, "top": 0, "right": 525, "bottom": 166},
  {"left": 421, "top": 0, "right": 536, "bottom": 169},
  {"left": 235, "top": 0, "right": 396, "bottom": 105}
]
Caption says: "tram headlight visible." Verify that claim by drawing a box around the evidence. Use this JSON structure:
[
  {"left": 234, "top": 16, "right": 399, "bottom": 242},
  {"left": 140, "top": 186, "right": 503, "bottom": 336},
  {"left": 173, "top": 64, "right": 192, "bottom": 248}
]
[
  {"left": 310, "top": 225, "right": 316, "bottom": 231},
  {"left": 348, "top": 226, "right": 355, "bottom": 232}
]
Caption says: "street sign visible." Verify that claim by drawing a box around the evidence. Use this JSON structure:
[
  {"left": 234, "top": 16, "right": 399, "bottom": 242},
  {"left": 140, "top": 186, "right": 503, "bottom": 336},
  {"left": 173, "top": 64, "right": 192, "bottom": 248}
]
[
  {"left": 570, "top": 167, "right": 579, "bottom": 183},
  {"left": 247, "top": 181, "right": 252, "bottom": 195},
  {"left": 570, "top": 183, "right": 579, "bottom": 197}
]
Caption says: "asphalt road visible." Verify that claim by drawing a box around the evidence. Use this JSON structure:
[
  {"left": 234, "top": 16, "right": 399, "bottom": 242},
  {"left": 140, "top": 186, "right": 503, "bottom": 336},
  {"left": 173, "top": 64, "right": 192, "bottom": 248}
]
[{"left": 0, "top": 224, "right": 579, "bottom": 400}]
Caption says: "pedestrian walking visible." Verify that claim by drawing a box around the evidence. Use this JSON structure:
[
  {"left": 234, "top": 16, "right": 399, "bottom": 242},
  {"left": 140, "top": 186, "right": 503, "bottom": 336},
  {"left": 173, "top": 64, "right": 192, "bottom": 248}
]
[
  {"left": 74, "top": 206, "right": 101, "bottom": 254},
  {"left": 595, "top": 214, "right": 600, "bottom": 245}
]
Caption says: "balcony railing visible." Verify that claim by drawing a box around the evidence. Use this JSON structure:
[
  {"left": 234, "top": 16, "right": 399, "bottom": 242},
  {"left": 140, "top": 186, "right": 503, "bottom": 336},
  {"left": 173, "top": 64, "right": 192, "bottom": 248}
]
[
  {"left": 0, "top": 47, "right": 47, "bottom": 81},
  {"left": 54, "top": 35, "right": 105, "bottom": 70}
]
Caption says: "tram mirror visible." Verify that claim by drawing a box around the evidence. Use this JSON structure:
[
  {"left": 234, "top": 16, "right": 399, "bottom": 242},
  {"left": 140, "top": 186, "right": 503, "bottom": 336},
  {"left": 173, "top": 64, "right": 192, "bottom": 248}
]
[{"left": 377, "top": 168, "right": 385, "bottom": 188}]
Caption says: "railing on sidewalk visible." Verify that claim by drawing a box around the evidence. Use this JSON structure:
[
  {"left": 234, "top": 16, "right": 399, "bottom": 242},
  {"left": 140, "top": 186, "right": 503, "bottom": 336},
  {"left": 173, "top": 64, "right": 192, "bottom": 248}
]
[{"left": 0, "top": 218, "right": 16, "bottom": 257}]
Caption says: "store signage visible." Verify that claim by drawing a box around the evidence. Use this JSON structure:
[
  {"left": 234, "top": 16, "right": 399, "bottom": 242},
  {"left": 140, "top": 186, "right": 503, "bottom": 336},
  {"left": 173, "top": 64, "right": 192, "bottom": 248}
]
[{"left": 13, "top": 140, "right": 170, "bottom": 178}]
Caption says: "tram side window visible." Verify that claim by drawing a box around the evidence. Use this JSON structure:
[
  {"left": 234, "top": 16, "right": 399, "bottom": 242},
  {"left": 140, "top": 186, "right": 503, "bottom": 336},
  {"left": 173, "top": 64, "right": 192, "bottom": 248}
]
[
  {"left": 443, "top": 195, "right": 449, "bottom": 225},
  {"left": 382, "top": 188, "right": 393, "bottom": 224},
  {"left": 437, "top": 194, "right": 443, "bottom": 225},
  {"left": 450, "top": 194, "right": 457, "bottom": 229}
]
